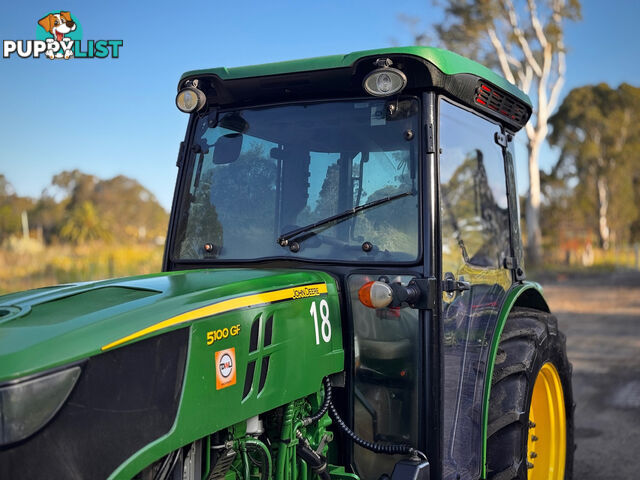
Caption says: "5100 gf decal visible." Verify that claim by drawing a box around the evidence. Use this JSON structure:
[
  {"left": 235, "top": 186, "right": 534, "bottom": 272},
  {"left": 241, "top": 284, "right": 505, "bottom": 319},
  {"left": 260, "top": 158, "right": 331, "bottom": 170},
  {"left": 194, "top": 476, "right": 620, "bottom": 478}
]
[{"left": 206, "top": 324, "right": 241, "bottom": 345}]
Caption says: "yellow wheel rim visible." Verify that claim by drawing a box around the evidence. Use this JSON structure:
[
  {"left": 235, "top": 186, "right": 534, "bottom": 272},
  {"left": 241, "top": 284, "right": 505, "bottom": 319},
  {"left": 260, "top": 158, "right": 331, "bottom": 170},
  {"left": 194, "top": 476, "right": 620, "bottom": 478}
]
[{"left": 527, "top": 362, "right": 566, "bottom": 480}]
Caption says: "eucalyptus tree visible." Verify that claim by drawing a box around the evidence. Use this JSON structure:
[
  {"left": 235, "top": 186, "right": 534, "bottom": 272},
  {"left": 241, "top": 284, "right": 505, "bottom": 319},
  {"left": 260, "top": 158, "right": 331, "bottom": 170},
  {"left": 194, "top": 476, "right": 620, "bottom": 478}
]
[{"left": 408, "top": 0, "right": 581, "bottom": 263}]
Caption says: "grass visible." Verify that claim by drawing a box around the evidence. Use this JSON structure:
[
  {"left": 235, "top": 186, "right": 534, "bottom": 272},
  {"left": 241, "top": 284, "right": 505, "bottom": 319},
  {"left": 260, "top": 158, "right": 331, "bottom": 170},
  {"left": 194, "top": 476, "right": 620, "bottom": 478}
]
[
  {"left": 528, "top": 244, "right": 640, "bottom": 282},
  {"left": 0, "top": 242, "right": 165, "bottom": 295}
]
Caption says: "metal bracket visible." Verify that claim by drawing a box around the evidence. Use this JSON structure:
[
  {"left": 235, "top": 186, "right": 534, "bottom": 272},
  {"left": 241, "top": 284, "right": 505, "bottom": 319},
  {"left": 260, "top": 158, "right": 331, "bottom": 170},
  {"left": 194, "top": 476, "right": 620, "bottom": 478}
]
[
  {"left": 494, "top": 131, "right": 507, "bottom": 148},
  {"left": 425, "top": 122, "right": 435, "bottom": 154},
  {"left": 176, "top": 141, "right": 186, "bottom": 167},
  {"left": 503, "top": 256, "right": 526, "bottom": 281},
  {"left": 406, "top": 277, "right": 438, "bottom": 310},
  {"left": 374, "top": 57, "right": 393, "bottom": 68}
]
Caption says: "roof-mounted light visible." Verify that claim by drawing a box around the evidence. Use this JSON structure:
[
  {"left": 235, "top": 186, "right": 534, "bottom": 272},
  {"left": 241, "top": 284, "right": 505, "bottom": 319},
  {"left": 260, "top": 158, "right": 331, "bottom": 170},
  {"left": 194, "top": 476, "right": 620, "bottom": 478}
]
[
  {"left": 363, "top": 59, "right": 407, "bottom": 97},
  {"left": 176, "top": 85, "right": 206, "bottom": 114}
]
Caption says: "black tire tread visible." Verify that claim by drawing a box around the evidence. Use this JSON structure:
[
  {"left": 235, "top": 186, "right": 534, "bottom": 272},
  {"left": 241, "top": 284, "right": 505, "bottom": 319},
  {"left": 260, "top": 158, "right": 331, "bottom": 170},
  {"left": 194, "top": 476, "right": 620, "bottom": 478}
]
[{"left": 486, "top": 307, "right": 574, "bottom": 480}]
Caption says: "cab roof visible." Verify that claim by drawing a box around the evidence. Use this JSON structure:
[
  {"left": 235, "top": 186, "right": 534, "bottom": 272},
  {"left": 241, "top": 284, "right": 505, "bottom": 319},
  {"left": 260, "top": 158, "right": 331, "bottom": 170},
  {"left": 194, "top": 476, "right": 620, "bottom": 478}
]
[{"left": 180, "top": 46, "right": 531, "bottom": 108}]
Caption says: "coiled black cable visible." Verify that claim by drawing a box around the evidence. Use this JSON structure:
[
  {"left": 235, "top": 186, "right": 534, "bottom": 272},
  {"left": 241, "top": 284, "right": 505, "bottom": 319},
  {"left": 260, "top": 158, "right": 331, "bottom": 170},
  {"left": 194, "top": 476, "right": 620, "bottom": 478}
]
[
  {"left": 302, "top": 375, "right": 333, "bottom": 426},
  {"left": 323, "top": 376, "right": 426, "bottom": 459}
]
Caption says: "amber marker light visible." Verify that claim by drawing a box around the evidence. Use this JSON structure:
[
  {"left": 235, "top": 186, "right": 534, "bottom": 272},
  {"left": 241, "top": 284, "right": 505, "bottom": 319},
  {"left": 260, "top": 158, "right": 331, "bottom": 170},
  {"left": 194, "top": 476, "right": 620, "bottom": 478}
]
[{"left": 358, "top": 281, "right": 394, "bottom": 309}]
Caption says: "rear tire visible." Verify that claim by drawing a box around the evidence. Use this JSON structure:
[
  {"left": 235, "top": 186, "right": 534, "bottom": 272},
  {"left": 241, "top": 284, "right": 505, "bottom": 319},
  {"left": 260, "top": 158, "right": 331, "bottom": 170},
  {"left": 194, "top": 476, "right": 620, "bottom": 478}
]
[{"left": 486, "top": 307, "right": 574, "bottom": 480}]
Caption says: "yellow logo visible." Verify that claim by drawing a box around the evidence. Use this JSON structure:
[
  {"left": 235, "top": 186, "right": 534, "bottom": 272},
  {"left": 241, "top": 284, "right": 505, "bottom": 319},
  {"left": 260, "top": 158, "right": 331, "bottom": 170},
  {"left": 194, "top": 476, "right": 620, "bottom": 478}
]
[
  {"left": 206, "top": 324, "right": 241, "bottom": 345},
  {"left": 292, "top": 286, "right": 321, "bottom": 299}
]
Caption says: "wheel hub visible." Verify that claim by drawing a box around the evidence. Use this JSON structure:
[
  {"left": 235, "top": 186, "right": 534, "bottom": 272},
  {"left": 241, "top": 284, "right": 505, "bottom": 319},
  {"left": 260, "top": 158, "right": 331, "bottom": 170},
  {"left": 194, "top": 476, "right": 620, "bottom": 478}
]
[{"left": 527, "top": 362, "right": 566, "bottom": 480}]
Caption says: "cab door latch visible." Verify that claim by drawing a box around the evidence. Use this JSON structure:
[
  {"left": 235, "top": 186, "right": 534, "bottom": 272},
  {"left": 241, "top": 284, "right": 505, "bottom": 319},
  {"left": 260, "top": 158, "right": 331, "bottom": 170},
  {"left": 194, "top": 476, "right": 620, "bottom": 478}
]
[{"left": 442, "top": 272, "right": 470, "bottom": 293}]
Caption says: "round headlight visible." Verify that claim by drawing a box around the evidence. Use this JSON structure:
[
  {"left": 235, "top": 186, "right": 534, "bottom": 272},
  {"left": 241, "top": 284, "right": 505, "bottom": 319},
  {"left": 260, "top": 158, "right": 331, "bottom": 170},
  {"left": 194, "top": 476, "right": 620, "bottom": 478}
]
[
  {"left": 363, "top": 68, "right": 407, "bottom": 97},
  {"left": 176, "top": 87, "right": 207, "bottom": 113}
]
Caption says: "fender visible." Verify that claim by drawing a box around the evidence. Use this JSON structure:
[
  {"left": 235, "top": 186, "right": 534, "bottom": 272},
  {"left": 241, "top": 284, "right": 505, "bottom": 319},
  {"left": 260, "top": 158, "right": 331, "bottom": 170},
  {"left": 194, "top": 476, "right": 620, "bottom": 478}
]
[{"left": 481, "top": 281, "right": 550, "bottom": 478}]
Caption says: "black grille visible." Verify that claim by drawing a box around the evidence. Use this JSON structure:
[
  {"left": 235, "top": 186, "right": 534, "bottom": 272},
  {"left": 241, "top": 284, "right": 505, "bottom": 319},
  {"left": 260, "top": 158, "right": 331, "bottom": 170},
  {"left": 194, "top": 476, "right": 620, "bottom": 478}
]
[
  {"left": 475, "top": 82, "right": 527, "bottom": 124},
  {"left": 249, "top": 315, "right": 261, "bottom": 353},
  {"left": 0, "top": 329, "right": 188, "bottom": 480},
  {"left": 243, "top": 360, "right": 256, "bottom": 399},
  {"left": 258, "top": 357, "right": 270, "bottom": 393},
  {"left": 264, "top": 315, "right": 273, "bottom": 347}
]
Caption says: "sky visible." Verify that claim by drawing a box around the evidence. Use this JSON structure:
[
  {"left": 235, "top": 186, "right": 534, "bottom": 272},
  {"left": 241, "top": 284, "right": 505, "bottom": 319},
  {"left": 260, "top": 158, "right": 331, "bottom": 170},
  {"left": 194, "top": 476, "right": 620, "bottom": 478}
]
[{"left": 1, "top": 0, "right": 638, "bottom": 211}]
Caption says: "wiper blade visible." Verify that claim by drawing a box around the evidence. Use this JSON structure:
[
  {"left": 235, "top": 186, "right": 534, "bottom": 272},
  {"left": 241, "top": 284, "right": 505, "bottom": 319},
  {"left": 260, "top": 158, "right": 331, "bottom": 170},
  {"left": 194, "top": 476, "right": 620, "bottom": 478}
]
[{"left": 278, "top": 190, "right": 414, "bottom": 246}]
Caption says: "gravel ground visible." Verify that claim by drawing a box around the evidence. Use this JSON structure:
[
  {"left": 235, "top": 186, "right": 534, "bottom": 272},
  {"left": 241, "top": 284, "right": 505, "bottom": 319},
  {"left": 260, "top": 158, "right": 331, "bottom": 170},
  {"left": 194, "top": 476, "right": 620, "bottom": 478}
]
[{"left": 540, "top": 270, "right": 640, "bottom": 479}]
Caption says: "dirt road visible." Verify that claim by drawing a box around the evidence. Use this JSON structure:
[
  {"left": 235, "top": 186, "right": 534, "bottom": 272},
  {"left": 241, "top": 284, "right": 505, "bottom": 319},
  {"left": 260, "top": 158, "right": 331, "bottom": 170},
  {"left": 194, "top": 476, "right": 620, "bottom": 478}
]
[{"left": 540, "top": 270, "right": 640, "bottom": 479}]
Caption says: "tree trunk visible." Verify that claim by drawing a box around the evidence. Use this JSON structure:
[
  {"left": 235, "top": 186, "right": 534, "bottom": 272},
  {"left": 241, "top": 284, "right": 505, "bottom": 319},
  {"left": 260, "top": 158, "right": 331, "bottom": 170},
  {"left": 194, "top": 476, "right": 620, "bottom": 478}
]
[
  {"left": 526, "top": 142, "right": 543, "bottom": 265},
  {"left": 596, "top": 175, "right": 610, "bottom": 250}
]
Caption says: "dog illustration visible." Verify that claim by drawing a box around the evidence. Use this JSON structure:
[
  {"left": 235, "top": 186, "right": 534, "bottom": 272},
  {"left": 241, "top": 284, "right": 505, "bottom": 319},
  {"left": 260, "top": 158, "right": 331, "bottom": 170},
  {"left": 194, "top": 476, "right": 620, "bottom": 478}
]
[{"left": 38, "top": 12, "right": 76, "bottom": 59}]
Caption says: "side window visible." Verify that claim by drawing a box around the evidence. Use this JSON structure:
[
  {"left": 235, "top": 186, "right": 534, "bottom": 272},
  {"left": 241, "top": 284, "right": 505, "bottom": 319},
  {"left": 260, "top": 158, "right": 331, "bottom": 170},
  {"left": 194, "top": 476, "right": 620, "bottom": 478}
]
[
  {"left": 349, "top": 274, "right": 419, "bottom": 480},
  {"left": 439, "top": 100, "right": 510, "bottom": 273}
]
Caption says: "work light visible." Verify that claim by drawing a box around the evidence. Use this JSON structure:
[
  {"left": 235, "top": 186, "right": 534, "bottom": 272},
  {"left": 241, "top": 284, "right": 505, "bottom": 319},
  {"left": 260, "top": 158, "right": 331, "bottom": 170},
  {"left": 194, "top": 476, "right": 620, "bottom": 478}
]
[
  {"left": 363, "top": 67, "right": 407, "bottom": 97},
  {"left": 176, "top": 86, "right": 207, "bottom": 113}
]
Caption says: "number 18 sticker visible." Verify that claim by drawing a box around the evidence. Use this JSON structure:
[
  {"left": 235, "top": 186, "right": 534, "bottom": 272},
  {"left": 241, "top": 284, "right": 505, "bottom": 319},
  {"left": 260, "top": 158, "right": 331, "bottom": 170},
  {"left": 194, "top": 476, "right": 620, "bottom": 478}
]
[{"left": 310, "top": 299, "right": 331, "bottom": 345}]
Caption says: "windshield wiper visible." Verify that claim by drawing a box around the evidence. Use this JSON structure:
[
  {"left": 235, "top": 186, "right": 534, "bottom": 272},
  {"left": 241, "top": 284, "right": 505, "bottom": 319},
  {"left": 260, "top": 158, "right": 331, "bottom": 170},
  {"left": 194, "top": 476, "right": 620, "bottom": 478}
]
[{"left": 277, "top": 190, "right": 414, "bottom": 247}]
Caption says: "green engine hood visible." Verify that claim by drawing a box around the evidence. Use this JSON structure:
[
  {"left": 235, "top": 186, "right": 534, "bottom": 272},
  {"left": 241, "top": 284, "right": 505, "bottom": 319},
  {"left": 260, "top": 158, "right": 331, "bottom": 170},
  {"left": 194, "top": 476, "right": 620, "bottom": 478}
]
[{"left": 0, "top": 268, "right": 335, "bottom": 382}]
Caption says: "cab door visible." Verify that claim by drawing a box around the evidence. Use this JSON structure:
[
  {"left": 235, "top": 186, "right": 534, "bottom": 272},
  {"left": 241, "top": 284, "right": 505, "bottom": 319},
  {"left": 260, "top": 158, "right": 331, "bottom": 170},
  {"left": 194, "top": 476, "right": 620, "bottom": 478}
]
[{"left": 438, "top": 98, "right": 513, "bottom": 480}]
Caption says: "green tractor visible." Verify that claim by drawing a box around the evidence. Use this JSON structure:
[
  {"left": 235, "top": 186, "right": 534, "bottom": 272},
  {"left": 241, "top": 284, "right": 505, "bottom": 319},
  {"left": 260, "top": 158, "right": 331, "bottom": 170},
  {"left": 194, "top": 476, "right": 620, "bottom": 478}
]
[{"left": 0, "top": 47, "right": 573, "bottom": 480}]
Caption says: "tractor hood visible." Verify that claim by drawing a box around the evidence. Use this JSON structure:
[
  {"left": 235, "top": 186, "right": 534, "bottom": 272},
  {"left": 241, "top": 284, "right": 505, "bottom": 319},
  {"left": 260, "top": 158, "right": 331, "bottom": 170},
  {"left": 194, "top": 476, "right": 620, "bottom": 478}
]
[{"left": 0, "top": 268, "right": 335, "bottom": 382}]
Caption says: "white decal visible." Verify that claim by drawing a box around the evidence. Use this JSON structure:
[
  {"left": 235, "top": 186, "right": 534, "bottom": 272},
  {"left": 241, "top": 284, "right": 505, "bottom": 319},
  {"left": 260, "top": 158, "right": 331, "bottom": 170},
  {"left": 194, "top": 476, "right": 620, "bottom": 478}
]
[{"left": 310, "top": 299, "right": 331, "bottom": 345}]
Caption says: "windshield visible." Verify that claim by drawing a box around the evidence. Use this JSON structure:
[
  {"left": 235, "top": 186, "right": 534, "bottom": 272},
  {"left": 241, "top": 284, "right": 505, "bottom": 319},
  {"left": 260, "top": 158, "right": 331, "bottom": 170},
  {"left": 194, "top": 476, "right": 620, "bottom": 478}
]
[{"left": 172, "top": 98, "right": 420, "bottom": 263}]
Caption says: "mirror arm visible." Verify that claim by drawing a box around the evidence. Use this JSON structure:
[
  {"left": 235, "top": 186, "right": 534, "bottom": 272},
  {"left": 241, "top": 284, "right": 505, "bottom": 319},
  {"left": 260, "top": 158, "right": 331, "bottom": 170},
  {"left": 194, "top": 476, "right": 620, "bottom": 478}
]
[{"left": 388, "top": 277, "right": 438, "bottom": 310}]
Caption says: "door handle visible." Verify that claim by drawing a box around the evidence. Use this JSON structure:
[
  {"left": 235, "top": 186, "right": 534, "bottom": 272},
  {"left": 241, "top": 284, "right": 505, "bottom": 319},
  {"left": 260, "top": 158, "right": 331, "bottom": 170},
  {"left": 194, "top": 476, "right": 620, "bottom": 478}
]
[{"left": 443, "top": 272, "right": 470, "bottom": 293}]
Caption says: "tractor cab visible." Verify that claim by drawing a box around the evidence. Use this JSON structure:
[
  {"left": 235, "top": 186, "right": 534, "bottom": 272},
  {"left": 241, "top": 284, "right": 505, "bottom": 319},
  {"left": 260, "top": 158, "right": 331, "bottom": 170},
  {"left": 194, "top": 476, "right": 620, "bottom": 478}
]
[{"left": 166, "top": 47, "right": 535, "bottom": 480}]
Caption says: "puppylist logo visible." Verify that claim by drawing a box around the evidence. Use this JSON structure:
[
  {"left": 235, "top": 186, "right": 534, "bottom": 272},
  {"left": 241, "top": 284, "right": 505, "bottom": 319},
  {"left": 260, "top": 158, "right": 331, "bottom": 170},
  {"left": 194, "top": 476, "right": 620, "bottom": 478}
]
[{"left": 3, "top": 11, "right": 123, "bottom": 60}]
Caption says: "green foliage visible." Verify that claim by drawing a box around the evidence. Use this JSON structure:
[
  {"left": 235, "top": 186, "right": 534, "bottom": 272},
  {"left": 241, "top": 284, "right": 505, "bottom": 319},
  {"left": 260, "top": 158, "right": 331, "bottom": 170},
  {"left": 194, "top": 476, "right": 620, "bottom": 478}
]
[
  {"left": 29, "top": 194, "right": 66, "bottom": 242},
  {"left": 0, "top": 170, "right": 169, "bottom": 245},
  {"left": 52, "top": 170, "right": 98, "bottom": 209},
  {"left": 416, "top": 0, "right": 582, "bottom": 265},
  {"left": 59, "top": 201, "right": 113, "bottom": 244},
  {"left": 547, "top": 83, "right": 640, "bottom": 247},
  {"left": 0, "top": 169, "right": 169, "bottom": 292}
]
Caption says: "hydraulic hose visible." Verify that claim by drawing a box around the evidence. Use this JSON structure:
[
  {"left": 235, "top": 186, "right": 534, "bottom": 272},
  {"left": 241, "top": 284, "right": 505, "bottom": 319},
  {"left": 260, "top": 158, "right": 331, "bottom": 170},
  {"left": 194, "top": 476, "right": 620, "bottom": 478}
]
[
  {"left": 240, "top": 447, "right": 250, "bottom": 480},
  {"left": 295, "top": 436, "right": 331, "bottom": 480},
  {"left": 243, "top": 438, "right": 272, "bottom": 480},
  {"left": 323, "top": 376, "right": 427, "bottom": 460},
  {"left": 302, "top": 376, "right": 333, "bottom": 426}
]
